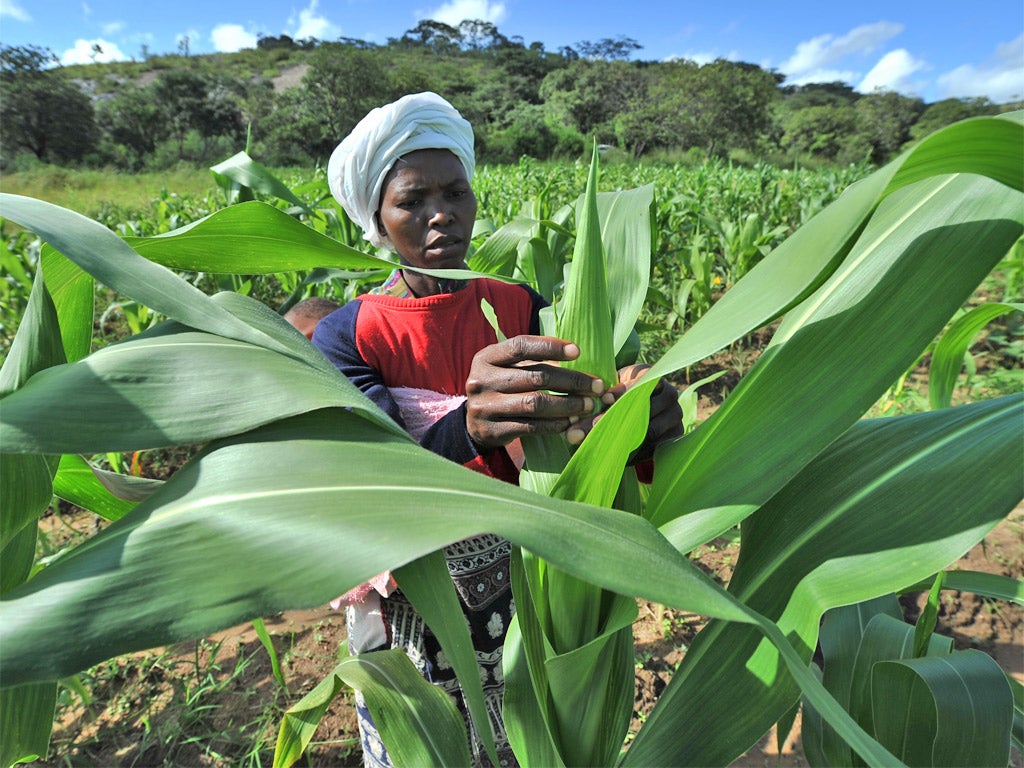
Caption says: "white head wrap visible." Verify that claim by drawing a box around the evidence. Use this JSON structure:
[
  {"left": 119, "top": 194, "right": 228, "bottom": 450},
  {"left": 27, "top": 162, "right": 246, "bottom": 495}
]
[{"left": 327, "top": 92, "right": 475, "bottom": 250}]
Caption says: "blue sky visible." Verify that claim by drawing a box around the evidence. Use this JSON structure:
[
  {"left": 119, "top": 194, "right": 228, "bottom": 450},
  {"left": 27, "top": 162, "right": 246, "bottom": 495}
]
[{"left": 1, "top": 0, "right": 1021, "bottom": 103}]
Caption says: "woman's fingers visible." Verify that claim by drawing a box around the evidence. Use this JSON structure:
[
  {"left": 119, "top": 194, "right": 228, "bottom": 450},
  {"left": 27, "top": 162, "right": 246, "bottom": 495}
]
[
  {"left": 467, "top": 336, "right": 606, "bottom": 398},
  {"left": 465, "top": 335, "right": 607, "bottom": 448}
]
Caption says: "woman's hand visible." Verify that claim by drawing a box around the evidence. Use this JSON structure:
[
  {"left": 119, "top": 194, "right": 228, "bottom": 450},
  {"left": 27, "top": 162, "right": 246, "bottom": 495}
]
[
  {"left": 567, "top": 363, "right": 684, "bottom": 463},
  {"left": 465, "top": 335, "right": 606, "bottom": 449}
]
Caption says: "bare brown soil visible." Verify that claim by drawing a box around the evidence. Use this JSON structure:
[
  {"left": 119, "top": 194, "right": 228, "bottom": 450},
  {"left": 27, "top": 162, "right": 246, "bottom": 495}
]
[{"left": 35, "top": 504, "right": 1022, "bottom": 768}]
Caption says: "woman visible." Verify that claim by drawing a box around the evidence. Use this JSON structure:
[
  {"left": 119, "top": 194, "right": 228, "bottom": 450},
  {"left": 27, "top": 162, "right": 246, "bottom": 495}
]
[{"left": 313, "top": 92, "right": 682, "bottom": 767}]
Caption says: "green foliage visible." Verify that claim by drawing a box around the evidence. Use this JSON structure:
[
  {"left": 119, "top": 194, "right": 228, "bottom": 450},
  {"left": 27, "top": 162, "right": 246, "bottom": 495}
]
[
  {"left": 0, "top": 45, "right": 99, "bottom": 166},
  {"left": 805, "top": 596, "right": 1015, "bottom": 767},
  {"left": 5, "top": 32, "right": 1017, "bottom": 173},
  {"left": 854, "top": 90, "right": 926, "bottom": 163}
]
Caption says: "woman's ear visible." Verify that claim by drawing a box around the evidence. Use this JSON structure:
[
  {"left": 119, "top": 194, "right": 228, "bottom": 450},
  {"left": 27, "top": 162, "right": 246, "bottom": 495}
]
[{"left": 375, "top": 211, "right": 388, "bottom": 239}]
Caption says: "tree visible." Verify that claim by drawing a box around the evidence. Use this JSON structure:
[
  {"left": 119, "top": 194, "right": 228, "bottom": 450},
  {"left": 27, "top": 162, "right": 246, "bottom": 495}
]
[
  {"left": 495, "top": 43, "right": 557, "bottom": 104},
  {"left": 150, "top": 69, "right": 245, "bottom": 161},
  {"left": 0, "top": 45, "right": 98, "bottom": 165},
  {"left": 96, "top": 85, "right": 165, "bottom": 170},
  {"left": 457, "top": 19, "right": 509, "bottom": 51},
  {"left": 780, "top": 104, "right": 870, "bottom": 163},
  {"left": 257, "top": 34, "right": 297, "bottom": 51},
  {"left": 910, "top": 97, "right": 997, "bottom": 141},
  {"left": 575, "top": 36, "right": 643, "bottom": 61},
  {"left": 854, "top": 89, "right": 925, "bottom": 163},
  {"left": 633, "top": 58, "right": 781, "bottom": 158},
  {"left": 397, "top": 20, "right": 463, "bottom": 53},
  {"left": 780, "top": 81, "right": 859, "bottom": 110},
  {"left": 539, "top": 59, "right": 646, "bottom": 141},
  {"left": 286, "top": 44, "right": 397, "bottom": 160}
]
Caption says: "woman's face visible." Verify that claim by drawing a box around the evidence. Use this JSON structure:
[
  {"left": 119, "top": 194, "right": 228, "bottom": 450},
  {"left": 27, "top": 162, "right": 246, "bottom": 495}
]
[{"left": 376, "top": 148, "right": 478, "bottom": 279}]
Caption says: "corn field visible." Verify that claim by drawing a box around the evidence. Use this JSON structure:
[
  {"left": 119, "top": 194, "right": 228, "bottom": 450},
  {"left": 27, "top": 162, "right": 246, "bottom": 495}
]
[{"left": 1, "top": 115, "right": 1022, "bottom": 768}]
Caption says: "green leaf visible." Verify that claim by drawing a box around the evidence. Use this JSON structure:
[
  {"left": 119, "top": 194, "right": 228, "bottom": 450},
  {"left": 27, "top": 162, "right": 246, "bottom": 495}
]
[
  {"left": 624, "top": 396, "right": 1022, "bottom": 766},
  {"left": 0, "top": 194, "right": 297, "bottom": 358},
  {"left": 1010, "top": 676, "right": 1024, "bottom": 754},
  {"left": 209, "top": 151, "right": 311, "bottom": 213},
  {"left": 0, "top": 454, "right": 52, "bottom": 556},
  {"left": 467, "top": 216, "right": 539, "bottom": 277},
  {"left": 0, "top": 406, "right": 901, "bottom": 767},
  {"left": 51, "top": 455, "right": 140, "bottom": 522},
  {"left": 596, "top": 184, "right": 653, "bottom": 355},
  {"left": 816, "top": 595, "right": 903, "bottom": 767},
  {"left": 0, "top": 266, "right": 66, "bottom": 397},
  {"left": 275, "top": 648, "right": 472, "bottom": 768},
  {"left": 648, "top": 173, "right": 1023, "bottom": 540},
  {"left": 900, "top": 570, "right": 1023, "bottom": 605},
  {"left": 847, "top": 614, "right": 953, "bottom": 740},
  {"left": 0, "top": 407, "right": 752, "bottom": 687},
  {"left": 929, "top": 302, "right": 1023, "bottom": 409},
  {"left": 542, "top": 599, "right": 636, "bottom": 766},
  {"left": 127, "top": 201, "right": 390, "bottom": 274},
  {"left": 0, "top": 320, "right": 402, "bottom": 455},
  {"left": 882, "top": 114, "right": 1024, "bottom": 198},
  {"left": 251, "top": 617, "right": 288, "bottom": 692},
  {"left": 0, "top": 266, "right": 62, "bottom": 568},
  {"left": 550, "top": 377, "right": 657, "bottom": 509},
  {"left": 913, "top": 571, "right": 945, "bottom": 658},
  {"left": 39, "top": 247, "right": 93, "bottom": 363},
  {"left": 872, "top": 651, "right": 1013, "bottom": 767},
  {"left": 393, "top": 552, "right": 498, "bottom": 766},
  {"left": 274, "top": 660, "right": 347, "bottom": 768},
  {"left": 502, "top": 614, "right": 565, "bottom": 768},
  {"left": 557, "top": 145, "right": 616, "bottom": 387},
  {"left": 0, "top": 683, "right": 56, "bottom": 768}
]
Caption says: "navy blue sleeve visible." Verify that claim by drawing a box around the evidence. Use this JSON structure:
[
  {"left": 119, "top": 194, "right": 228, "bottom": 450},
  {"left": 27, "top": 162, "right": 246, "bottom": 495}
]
[
  {"left": 525, "top": 285, "right": 547, "bottom": 334},
  {"left": 311, "top": 301, "right": 405, "bottom": 429},
  {"left": 419, "top": 402, "right": 478, "bottom": 464}
]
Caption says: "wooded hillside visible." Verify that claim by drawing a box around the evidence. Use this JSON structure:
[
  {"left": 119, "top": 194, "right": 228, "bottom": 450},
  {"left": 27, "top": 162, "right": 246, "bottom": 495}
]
[{"left": 0, "top": 19, "right": 1014, "bottom": 171}]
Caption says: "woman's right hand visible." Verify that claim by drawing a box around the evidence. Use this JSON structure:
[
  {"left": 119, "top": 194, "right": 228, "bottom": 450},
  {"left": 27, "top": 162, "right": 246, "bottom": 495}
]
[{"left": 465, "top": 335, "right": 606, "bottom": 449}]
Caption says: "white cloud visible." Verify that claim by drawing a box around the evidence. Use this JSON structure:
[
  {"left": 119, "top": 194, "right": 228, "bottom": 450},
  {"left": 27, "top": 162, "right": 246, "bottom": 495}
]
[
  {"left": 288, "top": 0, "right": 341, "bottom": 41},
  {"left": 211, "top": 23, "right": 258, "bottom": 52},
  {"left": 0, "top": 0, "right": 32, "bottom": 22},
  {"left": 422, "top": 0, "right": 507, "bottom": 27},
  {"left": 780, "top": 68, "right": 859, "bottom": 87},
  {"left": 780, "top": 21, "right": 904, "bottom": 79},
  {"left": 102, "top": 20, "right": 125, "bottom": 35},
  {"left": 936, "top": 34, "right": 1024, "bottom": 103},
  {"left": 664, "top": 49, "right": 740, "bottom": 66},
  {"left": 61, "top": 38, "right": 128, "bottom": 64},
  {"left": 858, "top": 49, "right": 929, "bottom": 94}
]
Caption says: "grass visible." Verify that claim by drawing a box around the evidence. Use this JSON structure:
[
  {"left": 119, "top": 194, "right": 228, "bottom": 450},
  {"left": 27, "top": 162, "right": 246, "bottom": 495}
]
[
  {"left": 0, "top": 164, "right": 226, "bottom": 218},
  {"left": 44, "top": 640, "right": 275, "bottom": 767}
]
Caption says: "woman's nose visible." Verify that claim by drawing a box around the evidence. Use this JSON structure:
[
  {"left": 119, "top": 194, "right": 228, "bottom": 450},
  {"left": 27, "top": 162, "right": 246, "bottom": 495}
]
[{"left": 428, "top": 205, "right": 453, "bottom": 225}]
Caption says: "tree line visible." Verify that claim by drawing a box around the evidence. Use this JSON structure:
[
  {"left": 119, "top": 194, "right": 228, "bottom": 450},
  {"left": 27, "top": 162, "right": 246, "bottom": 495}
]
[{"left": 0, "top": 20, "right": 1011, "bottom": 173}]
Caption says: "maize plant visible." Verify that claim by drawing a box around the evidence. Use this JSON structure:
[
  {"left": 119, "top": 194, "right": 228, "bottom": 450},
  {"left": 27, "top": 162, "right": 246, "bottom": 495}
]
[{"left": 1, "top": 115, "right": 1022, "bottom": 768}]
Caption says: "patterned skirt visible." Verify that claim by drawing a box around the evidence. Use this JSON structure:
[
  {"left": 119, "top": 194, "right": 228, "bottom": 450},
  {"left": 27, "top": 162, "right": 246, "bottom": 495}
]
[{"left": 348, "top": 533, "right": 518, "bottom": 768}]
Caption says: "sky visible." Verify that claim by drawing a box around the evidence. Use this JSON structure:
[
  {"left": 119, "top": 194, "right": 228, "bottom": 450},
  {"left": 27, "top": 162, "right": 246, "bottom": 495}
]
[{"left": 1, "top": 0, "right": 1021, "bottom": 104}]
